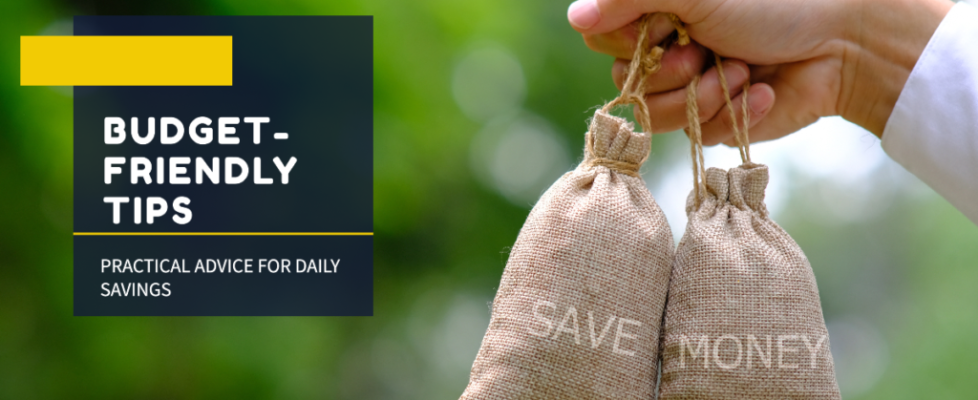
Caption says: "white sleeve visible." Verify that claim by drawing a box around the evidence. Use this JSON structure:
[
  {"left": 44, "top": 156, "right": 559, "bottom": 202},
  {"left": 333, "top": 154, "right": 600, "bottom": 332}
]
[{"left": 882, "top": 2, "right": 978, "bottom": 225}]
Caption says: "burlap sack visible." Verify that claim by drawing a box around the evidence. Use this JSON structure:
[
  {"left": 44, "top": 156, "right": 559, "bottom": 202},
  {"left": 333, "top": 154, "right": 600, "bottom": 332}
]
[
  {"left": 461, "top": 14, "right": 684, "bottom": 399},
  {"left": 658, "top": 61, "right": 840, "bottom": 399},
  {"left": 460, "top": 110, "right": 675, "bottom": 399},
  {"left": 658, "top": 164, "right": 840, "bottom": 399}
]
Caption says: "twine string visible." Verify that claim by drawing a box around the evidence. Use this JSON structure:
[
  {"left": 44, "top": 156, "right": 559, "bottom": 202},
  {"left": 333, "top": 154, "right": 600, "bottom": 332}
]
[
  {"left": 685, "top": 50, "right": 754, "bottom": 207},
  {"left": 685, "top": 75, "right": 706, "bottom": 207}
]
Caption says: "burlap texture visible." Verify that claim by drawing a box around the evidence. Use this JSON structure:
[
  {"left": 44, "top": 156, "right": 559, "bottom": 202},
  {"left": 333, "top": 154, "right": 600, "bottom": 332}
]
[
  {"left": 659, "top": 163, "right": 840, "bottom": 399},
  {"left": 461, "top": 110, "right": 674, "bottom": 399}
]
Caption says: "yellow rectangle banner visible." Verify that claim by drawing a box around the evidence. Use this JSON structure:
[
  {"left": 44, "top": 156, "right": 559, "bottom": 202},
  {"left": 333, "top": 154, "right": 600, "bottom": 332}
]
[{"left": 20, "top": 36, "right": 232, "bottom": 86}]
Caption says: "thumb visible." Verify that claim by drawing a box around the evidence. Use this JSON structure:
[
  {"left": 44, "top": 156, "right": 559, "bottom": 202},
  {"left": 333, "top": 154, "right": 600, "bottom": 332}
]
[{"left": 567, "top": 0, "right": 689, "bottom": 35}]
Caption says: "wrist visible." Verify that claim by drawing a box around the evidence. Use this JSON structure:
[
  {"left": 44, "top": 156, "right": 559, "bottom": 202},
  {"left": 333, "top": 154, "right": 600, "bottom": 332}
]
[{"left": 836, "top": 0, "right": 952, "bottom": 137}]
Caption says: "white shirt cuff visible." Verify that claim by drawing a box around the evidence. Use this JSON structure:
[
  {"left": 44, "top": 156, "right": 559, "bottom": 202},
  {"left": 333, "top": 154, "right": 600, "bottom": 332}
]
[{"left": 882, "top": 2, "right": 978, "bottom": 225}]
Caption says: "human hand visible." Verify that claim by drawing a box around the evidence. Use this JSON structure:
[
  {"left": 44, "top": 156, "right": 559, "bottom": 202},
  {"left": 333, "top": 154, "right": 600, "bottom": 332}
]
[{"left": 567, "top": 0, "right": 953, "bottom": 145}]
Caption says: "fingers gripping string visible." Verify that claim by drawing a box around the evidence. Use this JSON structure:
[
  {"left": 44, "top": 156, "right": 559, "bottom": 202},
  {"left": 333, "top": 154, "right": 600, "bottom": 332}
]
[{"left": 598, "top": 13, "right": 689, "bottom": 134}]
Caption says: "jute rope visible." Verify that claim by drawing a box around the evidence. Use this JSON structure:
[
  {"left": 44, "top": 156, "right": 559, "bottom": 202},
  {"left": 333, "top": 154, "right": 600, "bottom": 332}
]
[
  {"left": 685, "top": 75, "right": 706, "bottom": 205},
  {"left": 585, "top": 13, "right": 688, "bottom": 177},
  {"left": 713, "top": 53, "right": 752, "bottom": 164},
  {"left": 686, "top": 50, "right": 754, "bottom": 207}
]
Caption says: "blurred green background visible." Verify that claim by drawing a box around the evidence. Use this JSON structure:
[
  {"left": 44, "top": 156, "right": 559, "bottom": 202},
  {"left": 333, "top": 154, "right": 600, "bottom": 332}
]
[{"left": 2, "top": 0, "right": 977, "bottom": 398}]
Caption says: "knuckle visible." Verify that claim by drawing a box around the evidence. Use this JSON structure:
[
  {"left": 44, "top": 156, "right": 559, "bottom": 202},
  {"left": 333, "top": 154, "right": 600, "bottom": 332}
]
[
  {"left": 583, "top": 34, "right": 603, "bottom": 53},
  {"left": 612, "top": 62, "right": 626, "bottom": 86},
  {"left": 675, "top": 55, "right": 699, "bottom": 85},
  {"left": 701, "top": 134, "right": 722, "bottom": 147},
  {"left": 697, "top": 95, "right": 723, "bottom": 121},
  {"left": 720, "top": 108, "right": 738, "bottom": 131},
  {"left": 641, "top": 101, "right": 668, "bottom": 133}
]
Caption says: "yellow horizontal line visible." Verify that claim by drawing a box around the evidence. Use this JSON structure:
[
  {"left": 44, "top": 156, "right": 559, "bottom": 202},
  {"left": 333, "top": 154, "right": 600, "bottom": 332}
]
[
  {"left": 73, "top": 232, "right": 373, "bottom": 236},
  {"left": 21, "top": 36, "right": 232, "bottom": 86}
]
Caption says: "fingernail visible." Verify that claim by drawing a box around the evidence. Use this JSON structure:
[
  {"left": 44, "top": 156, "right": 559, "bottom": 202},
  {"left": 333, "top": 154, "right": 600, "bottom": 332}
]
[
  {"left": 723, "top": 61, "right": 747, "bottom": 86},
  {"left": 748, "top": 86, "right": 772, "bottom": 114},
  {"left": 568, "top": 0, "right": 601, "bottom": 29}
]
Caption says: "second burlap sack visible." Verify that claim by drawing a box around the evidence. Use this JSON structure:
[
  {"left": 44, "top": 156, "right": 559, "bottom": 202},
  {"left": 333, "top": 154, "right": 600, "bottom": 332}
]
[{"left": 658, "top": 62, "right": 841, "bottom": 399}]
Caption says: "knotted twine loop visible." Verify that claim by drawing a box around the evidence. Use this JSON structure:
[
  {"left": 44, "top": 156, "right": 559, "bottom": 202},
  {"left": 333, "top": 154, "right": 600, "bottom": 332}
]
[
  {"left": 584, "top": 13, "right": 688, "bottom": 177},
  {"left": 686, "top": 52, "right": 754, "bottom": 208},
  {"left": 586, "top": 158, "right": 644, "bottom": 177}
]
